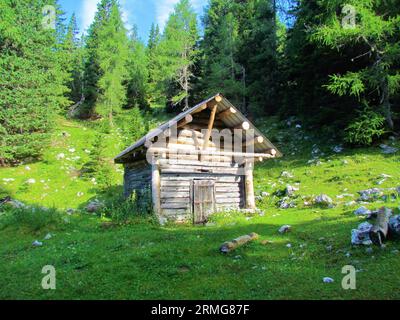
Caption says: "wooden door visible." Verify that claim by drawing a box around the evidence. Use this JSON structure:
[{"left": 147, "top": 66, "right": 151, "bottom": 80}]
[{"left": 192, "top": 180, "right": 216, "bottom": 224}]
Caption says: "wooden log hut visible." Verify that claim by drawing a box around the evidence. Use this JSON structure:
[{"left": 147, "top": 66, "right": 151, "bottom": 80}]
[{"left": 114, "top": 94, "right": 282, "bottom": 224}]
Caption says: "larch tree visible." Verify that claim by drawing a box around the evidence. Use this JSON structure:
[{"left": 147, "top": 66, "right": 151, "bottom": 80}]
[
  {"left": 158, "top": 0, "right": 199, "bottom": 111},
  {"left": 311, "top": 0, "right": 400, "bottom": 131},
  {"left": 126, "top": 26, "right": 149, "bottom": 109},
  {"left": 96, "top": 1, "right": 129, "bottom": 125}
]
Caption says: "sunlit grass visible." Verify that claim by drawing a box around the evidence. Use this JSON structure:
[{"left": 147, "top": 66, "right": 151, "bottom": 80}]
[{"left": 0, "top": 117, "right": 399, "bottom": 299}]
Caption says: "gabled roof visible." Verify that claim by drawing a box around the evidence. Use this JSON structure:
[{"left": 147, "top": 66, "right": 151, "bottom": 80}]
[{"left": 114, "top": 94, "right": 282, "bottom": 163}]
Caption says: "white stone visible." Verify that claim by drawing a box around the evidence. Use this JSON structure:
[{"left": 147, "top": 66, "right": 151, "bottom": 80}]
[
  {"left": 315, "top": 194, "right": 333, "bottom": 205},
  {"left": 279, "top": 225, "right": 291, "bottom": 234},
  {"left": 354, "top": 206, "right": 371, "bottom": 216},
  {"left": 323, "top": 277, "right": 334, "bottom": 283},
  {"left": 56, "top": 153, "right": 65, "bottom": 160},
  {"left": 32, "top": 240, "right": 43, "bottom": 247},
  {"left": 44, "top": 233, "right": 52, "bottom": 240}
]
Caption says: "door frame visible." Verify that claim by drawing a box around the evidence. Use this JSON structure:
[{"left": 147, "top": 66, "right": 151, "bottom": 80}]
[{"left": 191, "top": 179, "right": 216, "bottom": 224}]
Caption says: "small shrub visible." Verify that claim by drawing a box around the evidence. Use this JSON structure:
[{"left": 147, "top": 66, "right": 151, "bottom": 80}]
[
  {"left": 99, "top": 189, "right": 153, "bottom": 223},
  {"left": 80, "top": 133, "right": 112, "bottom": 189},
  {"left": 344, "top": 108, "right": 386, "bottom": 145},
  {"left": 0, "top": 206, "right": 63, "bottom": 232}
]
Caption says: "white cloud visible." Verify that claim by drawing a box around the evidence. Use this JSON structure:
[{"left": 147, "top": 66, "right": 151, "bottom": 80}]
[
  {"left": 81, "top": 0, "right": 132, "bottom": 33},
  {"left": 154, "top": 0, "right": 179, "bottom": 31},
  {"left": 81, "top": 0, "right": 100, "bottom": 32},
  {"left": 155, "top": 0, "right": 206, "bottom": 31},
  {"left": 120, "top": 0, "right": 133, "bottom": 31}
]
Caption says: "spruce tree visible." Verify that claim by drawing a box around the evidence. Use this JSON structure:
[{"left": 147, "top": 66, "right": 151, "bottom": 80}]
[
  {"left": 96, "top": 1, "right": 129, "bottom": 125},
  {"left": 147, "top": 23, "right": 162, "bottom": 103},
  {"left": 0, "top": 0, "right": 70, "bottom": 164},
  {"left": 82, "top": 0, "right": 116, "bottom": 117},
  {"left": 63, "top": 14, "right": 84, "bottom": 107}
]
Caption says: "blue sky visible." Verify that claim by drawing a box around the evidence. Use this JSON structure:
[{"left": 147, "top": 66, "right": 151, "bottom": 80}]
[{"left": 59, "top": 0, "right": 208, "bottom": 41}]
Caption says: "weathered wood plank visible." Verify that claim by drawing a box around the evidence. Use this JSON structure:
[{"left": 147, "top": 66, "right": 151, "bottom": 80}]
[
  {"left": 178, "top": 129, "right": 204, "bottom": 138},
  {"left": 158, "top": 159, "right": 239, "bottom": 168},
  {"left": 161, "top": 192, "right": 190, "bottom": 198},
  {"left": 162, "top": 209, "right": 190, "bottom": 216},
  {"left": 161, "top": 198, "right": 190, "bottom": 205},
  {"left": 161, "top": 187, "right": 190, "bottom": 193},
  {"left": 161, "top": 181, "right": 191, "bottom": 187},
  {"left": 161, "top": 175, "right": 243, "bottom": 183},
  {"left": 161, "top": 203, "right": 190, "bottom": 209},
  {"left": 160, "top": 166, "right": 242, "bottom": 175}
]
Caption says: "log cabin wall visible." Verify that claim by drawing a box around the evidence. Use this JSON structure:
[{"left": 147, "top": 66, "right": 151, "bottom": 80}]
[
  {"left": 116, "top": 94, "right": 281, "bottom": 224},
  {"left": 151, "top": 125, "right": 248, "bottom": 222},
  {"left": 123, "top": 160, "right": 151, "bottom": 198},
  {"left": 159, "top": 160, "right": 246, "bottom": 222}
]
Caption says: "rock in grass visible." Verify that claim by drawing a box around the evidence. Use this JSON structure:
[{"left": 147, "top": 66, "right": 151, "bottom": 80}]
[
  {"left": 332, "top": 145, "right": 344, "bottom": 153},
  {"left": 278, "top": 197, "right": 296, "bottom": 209},
  {"left": 56, "top": 153, "right": 65, "bottom": 160},
  {"left": 281, "top": 171, "right": 294, "bottom": 178},
  {"left": 279, "top": 225, "right": 291, "bottom": 234},
  {"left": 389, "top": 215, "right": 400, "bottom": 236},
  {"left": 32, "top": 240, "right": 43, "bottom": 247},
  {"left": 380, "top": 144, "right": 398, "bottom": 154},
  {"left": 315, "top": 194, "right": 333, "bottom": 206},
  {"left": 44, "top": 233, "right": 52, "bottom": 240},
  {"left": 66, "top": 208, "right": 76, "bottom": 215},
  {"left": 323, "top": 277, "right": 334, "bottom": 283},
  {"left": 86, "top": 201, "right": 104, "bottom": 213},
  {"left": 357, "top": 188, "right": 383, "bottom": 202},
  {"left": 351, "top": 222, "right": 373, "bottom": 245},
  {"left": 285, "top": 185, "right": 299, "bottom": 196},
  {"left": 354, "top": 206, "right": 371, "bottom": 216},
  {"left": 1, "top": 198, "right": 26, "bottom": 209}
]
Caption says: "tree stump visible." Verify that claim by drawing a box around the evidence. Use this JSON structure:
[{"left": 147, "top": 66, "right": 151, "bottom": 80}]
[{"left": 369, "top": 207, "right": 391, "bottom": 246}]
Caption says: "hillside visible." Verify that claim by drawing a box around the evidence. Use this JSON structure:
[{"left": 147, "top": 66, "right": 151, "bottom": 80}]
[{"left": 1, "top": 117, "right": 399, "bottom": 299}]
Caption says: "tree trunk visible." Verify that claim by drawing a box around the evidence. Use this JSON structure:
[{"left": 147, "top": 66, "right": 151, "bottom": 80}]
[{"left": 382, "top": 77, "right": 394, "bottom": 130}]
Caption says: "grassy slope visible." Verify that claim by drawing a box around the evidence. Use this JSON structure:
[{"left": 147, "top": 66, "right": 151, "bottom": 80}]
[{"left": 0, "top": 117, "right": 399, "bottom": 300}]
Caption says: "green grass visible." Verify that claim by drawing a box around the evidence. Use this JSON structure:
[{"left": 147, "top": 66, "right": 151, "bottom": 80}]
[{"left": 0, "top": 117, "right": 399, "bottom": 300}]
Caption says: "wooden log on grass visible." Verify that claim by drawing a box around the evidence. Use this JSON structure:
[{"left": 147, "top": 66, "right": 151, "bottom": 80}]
[{"left": 220, "top": 233, "right": 259, "bottom": 253}]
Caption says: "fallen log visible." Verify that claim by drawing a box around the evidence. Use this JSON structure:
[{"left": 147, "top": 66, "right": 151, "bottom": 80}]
[
  {"left": 220, "top": 233, "right": 259, "bottom": 253},
  {"left": 0, "top": 196, "right": 11, "bottom": 206},
  {"left": 369, "top": 207, "right": 392, "bottom": 246}
]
